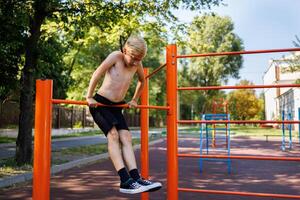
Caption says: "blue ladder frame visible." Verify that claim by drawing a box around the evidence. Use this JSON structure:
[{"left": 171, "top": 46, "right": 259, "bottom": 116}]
[{"left": 199, "top": 113, "right": 231, "bottom": 174}]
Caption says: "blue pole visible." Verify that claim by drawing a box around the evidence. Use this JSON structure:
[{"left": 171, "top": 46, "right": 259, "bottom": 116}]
[
  {"left": 206, "top": 121, "right": 209, "bottom": 154},
  {"left": 288, "top": 112, "right": 293, "bottom": 149},
  {"left": 199, "top": 114, "right": 204, "bottom": 173},
  {"left": 281, "top": 110, "right": 285, "bottom": 151},
  {"left": 288, "top": 112, "right": 292, "bottom": 149},
  {"left": 227, "top": 114, "right": 231, "bottom": 174}
]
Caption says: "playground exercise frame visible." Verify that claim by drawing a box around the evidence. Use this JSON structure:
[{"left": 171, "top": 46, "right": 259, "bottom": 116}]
[{"left": 33, "top": 45, "right": 300, "bottom": 200}]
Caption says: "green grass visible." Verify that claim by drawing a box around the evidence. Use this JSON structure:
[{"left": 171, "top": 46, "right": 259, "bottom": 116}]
[
  {"left": 0, "top": 130, "right": 101, "bottom": 144},
  {"left": 178, "top": 125, "right": 299, "bottom": 137},
  {"left": 0, "top": 138, "right": 142, "bottom": 178},
  {"left": 231, "top": 125, "right": 298, "bottom": 137},
  {"left": 56, "top": 144, "right": 108, "bottom": 156},
  {"left": 0, "top": 137, "right": 16, "bottom": 144},
  {"left": 1, "top": 125, "right": 18, "bottom": 129},
  {"left": 55, "top": 138, "right": 140, "bottom": 156},
  {"left": 52, "top": 130, "right": 101, "bottom": 139},
  {"left": 0, "top": 158, "right": 32, "bottom": 178}
]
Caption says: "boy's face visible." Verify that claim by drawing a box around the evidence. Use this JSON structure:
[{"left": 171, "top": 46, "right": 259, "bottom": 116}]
[{"left": 123, "top": 49, "right": 144, "bottom": 67}]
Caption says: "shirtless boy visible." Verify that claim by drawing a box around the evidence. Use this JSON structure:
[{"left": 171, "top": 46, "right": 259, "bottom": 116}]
[{"left": 86, "top": 36, "right": 162, "bottom": 194}]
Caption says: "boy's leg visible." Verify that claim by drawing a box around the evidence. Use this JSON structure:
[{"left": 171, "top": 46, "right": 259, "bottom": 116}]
[
  {"left": 119, "top": 129, "right": 162, "bottom": 192},
  {"left": 107, "top": 127, "right": 148, "bottom": 194},
  {"left": 118, "top": 129, "right": 137, "bottom": 170},
  {"left": 107, "top": 127, "right": 125, "bottom": 171}
]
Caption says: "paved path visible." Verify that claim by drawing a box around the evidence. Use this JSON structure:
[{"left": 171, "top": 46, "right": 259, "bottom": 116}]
[
  {"left": 0, "top": 130, "right": 161, "bottom": 159},
  {"left": 1, "top": 137, "right": 300, "bottom": 200},
  {"left": 0, "top": 136, "right": 107, "bottom": 159}
]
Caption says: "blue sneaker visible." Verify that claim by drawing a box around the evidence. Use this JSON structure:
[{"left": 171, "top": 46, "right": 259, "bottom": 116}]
[
  {"left": 136, "top": 178, "right": 162, "bottom": 192},
  {"left": 119, "top": 178, "right": 148, "bottom": 194}
]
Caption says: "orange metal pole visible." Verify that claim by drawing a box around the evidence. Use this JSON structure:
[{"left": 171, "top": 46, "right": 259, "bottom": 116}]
[
  {"left": 178, "top": 188, "right": 300, "bottom": 199},
  {"left": 141, "top": 68, "right": 149, "bottom": 200},
  {"left": 33, "top": 79, "right": 53, "bottom": 200},
  {"left": 177, "top": 154, "right": 300, "bottom": 161},
  {"left": 166, "top": 44, "right": 178, "bottom": 200},
  {"left": 145, "top": 63, "right": 166, "bottom": 79},
  {"left": 52, "top": 99, "right": 169, "bottom": 110},
  {"left": 178, "top": 83, "right": 300, "bottom": 90},
  {"left": 177, "top": 47, "right": 300, "bottom": 58},
  {"left": 178, "top": 120, "right": 300, "bottom": 124}
]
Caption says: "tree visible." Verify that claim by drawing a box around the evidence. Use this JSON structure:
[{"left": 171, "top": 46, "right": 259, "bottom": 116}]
[
  {"left": 0, "top": 0, "right": 27, "bottom": 103},
  {"left": 178, "top": 13, "right": 244, "bottom": 116},
  {"left": 272, "top": 35, "right": 300, "bottom": 84},
  {"left": 1, "top": 0, "right": 224, "bottom": 164},
  {"left": 290, "top": 35, "right": 300, "bottom": 81},
  {"left": 227, "top": 80, "right": 263, "bottom": 121},
  {"left": 62, "top": 16, "right": 169, "bottom": 127}
]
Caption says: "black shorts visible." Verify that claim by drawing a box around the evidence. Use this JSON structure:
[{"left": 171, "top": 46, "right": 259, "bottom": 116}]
[{"left": 89, "top": 93, "right": 129, "bottom": 136}]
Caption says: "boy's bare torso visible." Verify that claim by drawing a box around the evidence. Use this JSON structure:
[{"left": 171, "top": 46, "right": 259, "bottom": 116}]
[{"left": 98, "top": 53, "right": 138, "bottom": 102}]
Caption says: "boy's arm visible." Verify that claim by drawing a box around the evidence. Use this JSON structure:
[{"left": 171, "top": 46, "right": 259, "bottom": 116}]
[
  {"left": 128, "top": 64, "right": 145, "bottom": 108},
  {"left": 86, "top": 52, "right": 119, "bottom": 104}
]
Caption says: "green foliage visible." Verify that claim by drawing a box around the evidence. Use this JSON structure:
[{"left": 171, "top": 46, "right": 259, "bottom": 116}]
[
  {"left": 0, "top": 0, "right": 28, "bottom": 102},
  {"left": 0, "top": 157, "right": 32, "bottom": 178},
  {"left": 278, "top": 54, "right": 300, "bottom": 74},
  {"left": 36, "top": 34, "right": 72, "bottom": 99},
  {"left": 272, "top": 34, "right": 300, "bottom": 84},
  {"left": 187, "top": 14, "right": 243, "bottom": 81},
  {"left": 0, "top": 137, "right": 16, "bottom": 144},
  {"left": 227, "top": 80, "right": 264, "bottom": 120},
  {"left": 257, "top": 92, "right": 265, "bottom": 120},
  {"left": 1, "top": 0, "right": 225, "bottom": 103},
  {"left": 2, "top": 0, "right": 225, "bottom": 164},
  {"left": 63, "top": 15, "right": 169, "bottom": 125},
  {"left": 64, "top": 27, "right": 114, "bottom": 100},
  {"left": 178, "top": 13, "right": 244, "bottom": 116},
  {"left": 281, "top": 35, "right": 300, "bottom": 73},
  {"left": 65, "top": 16, "right": 169, "bottom": 101}
]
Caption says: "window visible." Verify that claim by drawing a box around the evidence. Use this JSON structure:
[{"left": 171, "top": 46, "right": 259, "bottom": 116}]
[{"left": 278, "top": 89, "right": 294, "bottom": 128}]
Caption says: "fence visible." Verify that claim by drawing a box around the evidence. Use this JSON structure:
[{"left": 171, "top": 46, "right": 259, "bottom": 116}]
[
  {"left": 0, "top": 101, "right": 94, "bottom": 129},
  {"left": 1, "top": 100, "right": 159, "bottom": 129}
]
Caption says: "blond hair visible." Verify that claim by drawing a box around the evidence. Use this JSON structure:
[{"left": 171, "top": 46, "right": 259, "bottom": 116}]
[{"left": 124, "top": 36, "right": 147, "bottom": 58}]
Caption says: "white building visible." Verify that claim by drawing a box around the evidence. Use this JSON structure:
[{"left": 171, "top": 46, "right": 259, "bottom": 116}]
[{"left": 263, "top": 52, "right": 300, "bottom": 130}]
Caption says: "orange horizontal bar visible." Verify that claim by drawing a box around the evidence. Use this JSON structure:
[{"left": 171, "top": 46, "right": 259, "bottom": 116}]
[
  {"left": 178, "top": 84, "right": 300, "bottom": 91},
  {"left": 177, "top": 120, "right": 300, "bottom": 124},
  {"left": 178, "top": 154, "right": 300, "bottom": 161},
  {"left": 177, "top": 47, "right": 300, "bottom": 58},
  {"left": 137, "top": 105, "right": 169, "bottom": 110},
  {"left": 52, "top": 99, "right": 88, "bottom": 106},
  {"left": 52, "top": 99, "right": 169, "bottom": 110},
  {"left": 145, "top": 63, "right": 166, "bottom": 79},
  {"left": 178, "top": 188, "right": 300, "bottom": 199}
]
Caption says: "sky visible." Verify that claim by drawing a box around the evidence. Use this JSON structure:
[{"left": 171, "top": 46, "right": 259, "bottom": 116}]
[{"left": 172, "top": 0, "right": 300, "bottom": 86}]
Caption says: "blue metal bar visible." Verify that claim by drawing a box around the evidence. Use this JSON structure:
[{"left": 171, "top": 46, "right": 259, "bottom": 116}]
[
  {"left": 203, "top": 136, "right": 228, "bottom": 140},
  {"left": 199, "top": 114, "right": 205, "bottom": 173},
  {"left": 281, "top": 111, "right": 286, "bottom": 151},
  {"left": 204, "top": 113, "right": 230, "bottom": 117},
  {"left": 204, "top": 115, "right": 230, "bottom": 120},
  {"left": 205, "top": 117, "right": 209, "bottom": 154},
  {"left": 199, "top": 113, "right": 231, "bottom": 174},
  {"left": 206, "top": 128, "right": 229, "bottom": 131},
  {"left": 288, "top": 112, "right": 292, "bottom": 149},
  {"left": 227, "top": 114, "right": 231, "bottom": 174}
]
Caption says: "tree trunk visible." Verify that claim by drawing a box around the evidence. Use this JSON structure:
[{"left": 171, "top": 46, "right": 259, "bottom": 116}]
[
  {"left": 16, "top": 1, "right": 47, "bottom": 165},
  {"left": 16, "top": 67, "right": 35, "bottom": 164}
]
